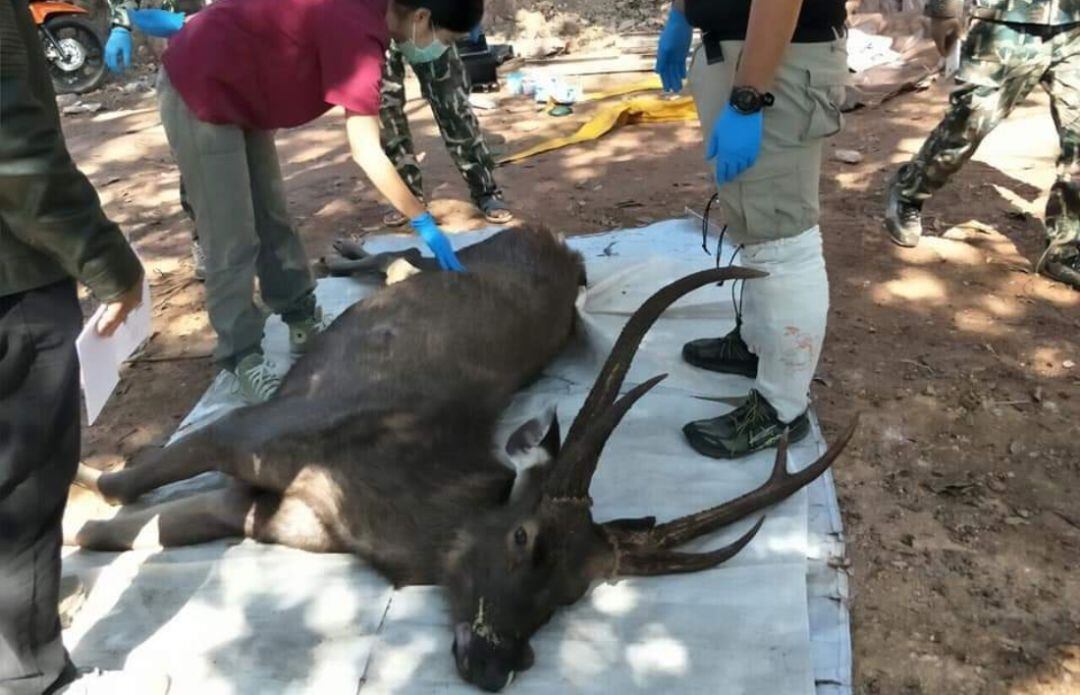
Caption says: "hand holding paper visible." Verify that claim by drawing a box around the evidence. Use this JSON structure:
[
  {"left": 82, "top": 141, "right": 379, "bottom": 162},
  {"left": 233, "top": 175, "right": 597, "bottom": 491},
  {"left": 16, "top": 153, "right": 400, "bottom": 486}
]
[
  {"left": 77, "top": 274, "right": 152, "bottom": 424},
  {"left": 97, "top": 276, "right": 145, "bottom": 336}
]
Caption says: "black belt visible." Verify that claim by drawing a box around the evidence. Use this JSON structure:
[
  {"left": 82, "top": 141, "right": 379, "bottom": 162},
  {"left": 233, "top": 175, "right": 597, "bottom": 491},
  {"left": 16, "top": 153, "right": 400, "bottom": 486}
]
[{"left": 703, "top": 23, "right": 847, "bottom": 46}]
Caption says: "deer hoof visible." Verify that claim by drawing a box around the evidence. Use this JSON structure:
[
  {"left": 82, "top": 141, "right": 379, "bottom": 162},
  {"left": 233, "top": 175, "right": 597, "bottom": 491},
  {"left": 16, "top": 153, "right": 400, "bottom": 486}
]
[
  {"left": 74, "top": 464, "right": 127, "bottom": 506},
  {"left": 74, "top": 463, "right": 103, "bottom": 494}
]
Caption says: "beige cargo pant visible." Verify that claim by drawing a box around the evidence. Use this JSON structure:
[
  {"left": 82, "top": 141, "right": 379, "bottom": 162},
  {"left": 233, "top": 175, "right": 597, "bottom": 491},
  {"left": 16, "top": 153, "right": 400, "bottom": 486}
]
[
  {"left": 688, "top": 37, "right": 848, "bottom": 422},
  {"left": 157, "top": 70, "right": 316, "bottom": 368}
]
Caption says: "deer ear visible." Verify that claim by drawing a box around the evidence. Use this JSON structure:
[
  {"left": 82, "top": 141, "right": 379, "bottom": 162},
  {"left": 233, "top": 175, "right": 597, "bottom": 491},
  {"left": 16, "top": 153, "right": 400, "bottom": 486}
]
[
  {"left": 505, "top": 408, "right": 560, "bottom": 468},
  {"left": 506, "top": 409, "right": 560, "bottom": 505}
]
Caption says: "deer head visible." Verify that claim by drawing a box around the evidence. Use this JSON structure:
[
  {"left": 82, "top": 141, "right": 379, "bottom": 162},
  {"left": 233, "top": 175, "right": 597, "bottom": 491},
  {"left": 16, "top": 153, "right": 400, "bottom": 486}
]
[{"left": 441, "top": 267, "right": 859, "bottom": 692}]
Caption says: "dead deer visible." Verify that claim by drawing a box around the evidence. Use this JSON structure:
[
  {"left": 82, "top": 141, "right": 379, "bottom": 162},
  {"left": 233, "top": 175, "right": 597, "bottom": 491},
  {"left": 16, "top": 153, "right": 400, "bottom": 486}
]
[{"left": 70, "top": 227, "right": 856, "bottom": 692}]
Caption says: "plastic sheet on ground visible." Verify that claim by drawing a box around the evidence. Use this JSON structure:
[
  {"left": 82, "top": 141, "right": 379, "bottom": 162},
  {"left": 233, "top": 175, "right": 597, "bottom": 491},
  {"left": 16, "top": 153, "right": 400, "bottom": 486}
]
[{"left": 62, "top": 218, "right": 852, "bottom": 695}]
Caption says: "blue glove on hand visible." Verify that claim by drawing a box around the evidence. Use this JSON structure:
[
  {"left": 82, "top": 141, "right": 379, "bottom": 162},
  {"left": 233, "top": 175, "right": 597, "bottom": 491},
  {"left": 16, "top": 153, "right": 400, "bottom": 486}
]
[
  {"left": 411, "top": 212, "right": 465, "bottom": 272},
  {"left": 655, "top": 7, "right": 692, "bottom": 93},
  {"left": 104, "top": 27, "right": 132, "bottom": 73},
  {"left": 129, "top": 9, "right": 186, "bottom": 38},
  {"left": 707, "top": 104, "right": 764, "bottom": 184}
]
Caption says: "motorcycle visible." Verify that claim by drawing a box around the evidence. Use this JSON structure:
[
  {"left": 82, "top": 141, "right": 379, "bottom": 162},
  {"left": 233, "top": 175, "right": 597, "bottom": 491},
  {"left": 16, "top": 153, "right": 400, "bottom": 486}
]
[{"left": 31, "top": 0, "right": 107, "bottom": 95}]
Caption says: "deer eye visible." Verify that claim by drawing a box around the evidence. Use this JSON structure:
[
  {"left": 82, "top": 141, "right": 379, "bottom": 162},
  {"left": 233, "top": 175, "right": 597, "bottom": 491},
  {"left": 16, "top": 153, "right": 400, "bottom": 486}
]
[{"left": 514, "top": 527, "right": 528, "bottom": 546}]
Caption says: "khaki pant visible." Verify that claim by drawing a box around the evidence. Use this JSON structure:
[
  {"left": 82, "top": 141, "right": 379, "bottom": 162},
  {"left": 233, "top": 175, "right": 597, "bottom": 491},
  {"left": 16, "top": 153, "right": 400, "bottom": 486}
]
[
  {"left": 688, "top": 37, "right": 848, "bottom": 245},
  {"left": 157, "top": 71, "right": 316, "bottom": 367},
  {"left": 687, "top": 38, "right": 847, "bottom": 421}
]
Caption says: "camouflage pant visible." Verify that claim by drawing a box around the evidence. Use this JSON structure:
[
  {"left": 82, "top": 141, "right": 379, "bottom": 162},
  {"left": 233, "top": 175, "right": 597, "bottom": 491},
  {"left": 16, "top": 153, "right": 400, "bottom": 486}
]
[
  {"left": 896, "top": 20, "right": 1080, "bottom": 261},
  {"left": 379, "top": 44, "right": 500, "bottom": 204}
]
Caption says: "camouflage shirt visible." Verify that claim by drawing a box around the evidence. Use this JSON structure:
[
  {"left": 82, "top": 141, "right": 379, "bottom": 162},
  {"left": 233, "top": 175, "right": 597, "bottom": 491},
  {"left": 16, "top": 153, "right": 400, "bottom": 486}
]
[{"left": 926, "top": 0, "right": 1080, "bottom": 25}]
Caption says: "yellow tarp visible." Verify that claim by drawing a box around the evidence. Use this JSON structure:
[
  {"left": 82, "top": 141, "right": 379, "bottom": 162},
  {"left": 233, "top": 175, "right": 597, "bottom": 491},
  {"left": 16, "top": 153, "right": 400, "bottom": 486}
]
[
  {"left": 498, "top": 93, "right": 698, "bottom": 165},
  {"left": 581, "top": 75, "right": 663, "bottom": 101}
]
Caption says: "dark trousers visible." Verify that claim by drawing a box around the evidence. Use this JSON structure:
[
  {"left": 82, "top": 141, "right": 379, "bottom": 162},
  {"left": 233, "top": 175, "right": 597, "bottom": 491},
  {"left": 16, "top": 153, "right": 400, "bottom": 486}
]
[{"left": 0, "top": 280, "right": 82, "bottom": 695}]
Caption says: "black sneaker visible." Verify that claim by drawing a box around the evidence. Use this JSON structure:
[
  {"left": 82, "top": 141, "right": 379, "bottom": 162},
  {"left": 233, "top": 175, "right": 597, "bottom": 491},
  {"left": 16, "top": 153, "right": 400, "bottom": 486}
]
[
  {"left": 885, "top": 176, "right": 924, "bottom": 248},
  {"left": 1040, "top": 247, "right": 1080, "bottom": 290},
  {"left": 683, "top": 389, "right": 810, "bottom": 460},
  {"left": 682, "top": 325, "right": 759, "bottom": 378}
]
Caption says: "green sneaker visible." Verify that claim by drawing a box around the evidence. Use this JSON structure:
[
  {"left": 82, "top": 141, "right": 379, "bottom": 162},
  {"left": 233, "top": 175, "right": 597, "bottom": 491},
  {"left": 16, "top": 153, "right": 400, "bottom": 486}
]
[
  {"left": 287, "top": 306, "right": 325, "bottom": 355},
  {"left": 682, "top": 325, "right": 758, "bottom": 378},
  {"left": 683, "top": 389, "right": 810, "bottom": 460},
  {"left": 233, "top": 353, "right": 282, "bottom": 403}
]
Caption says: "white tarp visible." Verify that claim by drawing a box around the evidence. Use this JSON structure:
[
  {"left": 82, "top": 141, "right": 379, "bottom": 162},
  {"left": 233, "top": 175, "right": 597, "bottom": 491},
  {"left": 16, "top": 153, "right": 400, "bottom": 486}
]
[{"left": 62, "top": 218, "right": 852, "bottom": 695}]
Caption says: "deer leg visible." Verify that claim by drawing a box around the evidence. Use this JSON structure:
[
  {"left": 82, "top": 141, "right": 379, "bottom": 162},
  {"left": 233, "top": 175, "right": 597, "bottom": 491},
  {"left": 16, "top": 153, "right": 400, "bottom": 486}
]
[
  {"left": 68, "top": 482, "right": 256, "bottom": 551},
  {"left": 69, "top": 482, "right": 342, "bottom": 554},
  {"left": 245, "top": 490, "right": 343, "bottom": 553},
  {"left": 81, "top": 428, "right": 240, "bottom": 506},
  {"left": 332, "top": 237, "right": 370, "bottom": 260}
]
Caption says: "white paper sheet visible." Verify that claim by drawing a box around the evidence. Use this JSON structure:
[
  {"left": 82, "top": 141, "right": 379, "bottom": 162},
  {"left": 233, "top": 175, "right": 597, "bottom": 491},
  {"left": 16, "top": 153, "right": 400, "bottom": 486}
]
[{"left": 76, "top": 274, "right": 152, "bottom": 425}]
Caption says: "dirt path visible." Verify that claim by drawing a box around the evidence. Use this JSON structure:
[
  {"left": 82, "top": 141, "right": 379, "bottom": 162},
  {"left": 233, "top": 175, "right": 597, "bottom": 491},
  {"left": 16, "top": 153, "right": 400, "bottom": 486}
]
[{"left": 63, "top": 69, "right": 1078, "bottom": 694}]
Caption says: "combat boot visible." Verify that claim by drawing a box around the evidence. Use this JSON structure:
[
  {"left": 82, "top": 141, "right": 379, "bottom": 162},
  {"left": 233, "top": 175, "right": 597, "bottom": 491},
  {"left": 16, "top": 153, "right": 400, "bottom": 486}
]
[
  {"left": 1040, "top": 246, "right": 1080, "bottom": 290},
  {"left": 885, "top": 174, "right": 924, "bottom": 248}
]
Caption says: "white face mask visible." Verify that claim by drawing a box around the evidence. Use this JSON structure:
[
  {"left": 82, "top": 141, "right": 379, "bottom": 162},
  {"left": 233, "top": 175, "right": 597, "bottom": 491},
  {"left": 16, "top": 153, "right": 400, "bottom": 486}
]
[{"left": 397, "top": 16, "right": 448, "bottom": 64}]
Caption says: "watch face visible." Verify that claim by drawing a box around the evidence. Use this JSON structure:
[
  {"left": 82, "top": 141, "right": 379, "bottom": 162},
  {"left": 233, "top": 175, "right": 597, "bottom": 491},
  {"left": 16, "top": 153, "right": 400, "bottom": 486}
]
[{"left": 731, "top": 89, "right": 760, "bottom": 114}]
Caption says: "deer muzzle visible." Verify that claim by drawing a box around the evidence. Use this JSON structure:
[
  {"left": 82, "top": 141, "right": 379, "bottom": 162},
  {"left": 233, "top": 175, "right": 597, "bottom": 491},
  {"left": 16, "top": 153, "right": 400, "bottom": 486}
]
[{"left": 453, "top": 622, "right": 534, "bottom": 692}]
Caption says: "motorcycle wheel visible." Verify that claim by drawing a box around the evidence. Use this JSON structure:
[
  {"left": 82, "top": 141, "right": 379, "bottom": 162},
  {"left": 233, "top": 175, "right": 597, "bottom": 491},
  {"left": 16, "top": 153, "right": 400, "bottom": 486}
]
[{"left": 42, "top": 16, "right": 107, "bottom": 95}]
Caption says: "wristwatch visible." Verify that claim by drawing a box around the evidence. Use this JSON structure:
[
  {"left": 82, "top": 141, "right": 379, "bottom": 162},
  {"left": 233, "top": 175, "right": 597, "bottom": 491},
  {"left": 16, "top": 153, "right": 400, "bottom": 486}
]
[{"left": 729, "top": 87, "right": 775, "bottom": 115}]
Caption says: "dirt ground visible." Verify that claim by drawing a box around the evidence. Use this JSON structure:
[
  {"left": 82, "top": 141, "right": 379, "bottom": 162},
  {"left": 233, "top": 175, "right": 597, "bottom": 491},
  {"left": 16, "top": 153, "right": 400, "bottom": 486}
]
[{"left": 61, "top": 50, "right": 1079, "bottom": 695}]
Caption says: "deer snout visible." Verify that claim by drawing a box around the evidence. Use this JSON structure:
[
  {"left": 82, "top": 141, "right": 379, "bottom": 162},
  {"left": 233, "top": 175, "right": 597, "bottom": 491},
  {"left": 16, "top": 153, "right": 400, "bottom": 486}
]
[{"left": 452, "top": 622, "right": 532, "bottom": 692}]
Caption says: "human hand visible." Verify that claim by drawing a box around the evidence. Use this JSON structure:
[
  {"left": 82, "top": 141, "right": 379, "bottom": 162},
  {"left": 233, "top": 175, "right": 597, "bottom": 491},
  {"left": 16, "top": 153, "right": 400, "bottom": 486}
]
[
  {"left": 96, "top": 277, "right": 144, "bottom": 337},
  {"left": 128, "top": 9, "right": 186, "bottom": 38},
  {"left": 930, "top": 17, "right": 962, "bottom": 57},
  {"left": 655, "top": 6, "right": 693, "bottom": 93},
  {"left": 104, "top": 26, "right": 133, "bottom": 73},
  {"left": 410, "top": 212, "right": 465, "bottom": 272},
  {"left": 706, "top": 104, "right": 764, "bottom": 184}
]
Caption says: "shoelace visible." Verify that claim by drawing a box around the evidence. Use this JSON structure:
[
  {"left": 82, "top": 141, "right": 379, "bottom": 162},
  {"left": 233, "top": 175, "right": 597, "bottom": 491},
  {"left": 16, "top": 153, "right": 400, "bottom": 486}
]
[
  {"left": 733, "top": 393, "right": 772, "bottom": 437},
  {"left": 245, "top": 362, "right": 281, "bottom": 400},
  {"left": 699, "top": 194, "right": 748, "bottom": 329},
  {"left": 900, "top": 207, "right": 921, "bottom": 224}
]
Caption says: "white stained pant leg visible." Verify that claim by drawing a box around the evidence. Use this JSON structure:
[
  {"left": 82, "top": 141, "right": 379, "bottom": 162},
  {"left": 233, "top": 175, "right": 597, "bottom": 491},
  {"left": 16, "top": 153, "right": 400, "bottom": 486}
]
[{"left": 738, "top": 226, "right": 829, "bottom": 423}]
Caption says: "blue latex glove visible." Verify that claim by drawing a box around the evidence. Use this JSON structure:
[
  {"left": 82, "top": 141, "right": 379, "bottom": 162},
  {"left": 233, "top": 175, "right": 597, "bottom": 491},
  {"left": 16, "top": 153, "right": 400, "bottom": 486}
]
[
  {"left": 129, "top": 9, "right": 186, "bottom": 38},
  {"left": 104, "top": 27, "right": 132, "bottom": 73},
  {"left": 655, "top": 7, "right": 692, "bottom": 93},
  {"left": 707, "top": 104, "right": 764, "bottom": 184},
  {"left": 411, "top": 212, "right": 465, "bottom": 272}
]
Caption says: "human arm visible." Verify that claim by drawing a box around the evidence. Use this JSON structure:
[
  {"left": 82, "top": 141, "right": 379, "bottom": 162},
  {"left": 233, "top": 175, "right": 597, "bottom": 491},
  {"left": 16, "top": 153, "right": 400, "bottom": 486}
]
[
  {"left": 345, "top": 113, "right": 464, "bottom": 271},
  {"left": 705, "top": 0, "right": 803, "bottom": 183},
  {"left": 924, "top": 0, "right": 964, "bottom": 57},
  {"left": 104, "top": 0, "right": 186, "bottom": 73},
  {"left": 655, "top": 0, "right": 693, "bottom": 93},
  {"left": 0, "top": 0, "right": 144, "bottom": 333},
  {"left": 345, "top": 112, "right": 426, "bottom": 220}
]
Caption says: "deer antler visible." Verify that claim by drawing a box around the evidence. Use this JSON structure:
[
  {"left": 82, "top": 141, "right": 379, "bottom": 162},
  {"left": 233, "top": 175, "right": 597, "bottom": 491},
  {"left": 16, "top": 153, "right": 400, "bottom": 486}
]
[
  {"left": 600, "top": 417, "right": 859, "bottom": 576},
  {"left": 544, "top": 266, "right": 767, "bottom": 500}
]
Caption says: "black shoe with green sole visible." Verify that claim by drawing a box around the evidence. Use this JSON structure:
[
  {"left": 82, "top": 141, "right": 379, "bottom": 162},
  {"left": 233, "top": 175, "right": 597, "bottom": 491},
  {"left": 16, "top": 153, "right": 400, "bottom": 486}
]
[
  {"left": 683, "top": 389, "right": 810, "bottom": 460},
  {"left": 1040, "top": 247, "right": 1080, "bottom": 290},
  {"left": 682, "top": 325, "right": 759, "bottom": 378}
]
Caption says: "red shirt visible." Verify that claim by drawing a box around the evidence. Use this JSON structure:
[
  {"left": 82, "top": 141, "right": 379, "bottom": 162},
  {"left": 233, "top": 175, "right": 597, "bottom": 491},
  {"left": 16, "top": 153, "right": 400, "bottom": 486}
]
[{"left": 163, "top": 0, "right": 388, "bottom": 129}]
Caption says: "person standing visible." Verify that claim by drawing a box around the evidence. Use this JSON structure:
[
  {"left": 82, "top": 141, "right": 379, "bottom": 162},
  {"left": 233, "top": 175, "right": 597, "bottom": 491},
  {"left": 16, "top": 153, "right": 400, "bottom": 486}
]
[
  {"left": 0, "top": 1, "right": 166, "bottom": 692},
  {"left": 379, "top": 32, "right": 512, "bottom": 227},
  {"left": 104, "top": 1, "right": 208, "bottom": 281},
  {"left": 147, "top": 0, "right": 480, "bottom": 402},
  {"left": 655, "top": 0, "right": 848, "bottom": 458},
  {"left": 885, "top": 0, "right": 1080, "bottom": 289}
]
